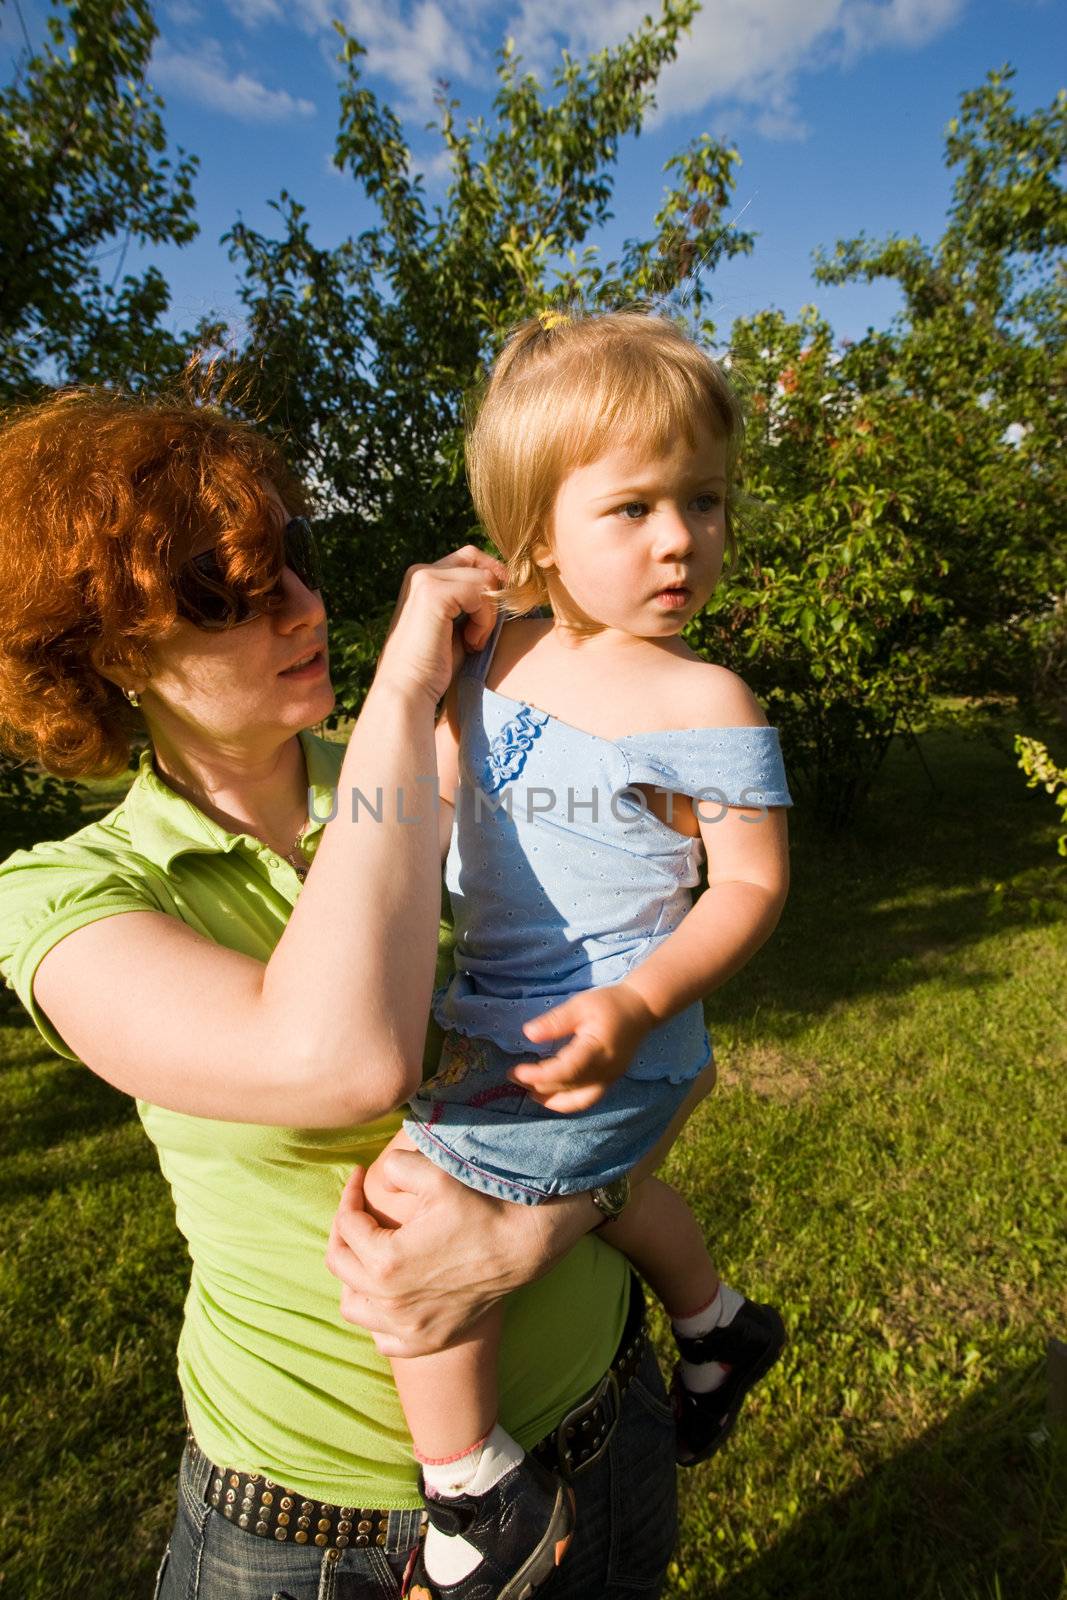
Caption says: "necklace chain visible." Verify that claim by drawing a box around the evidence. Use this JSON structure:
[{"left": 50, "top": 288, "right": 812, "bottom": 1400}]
[{"left": 284, "top": 818, "right": 312, "bottom": 881}]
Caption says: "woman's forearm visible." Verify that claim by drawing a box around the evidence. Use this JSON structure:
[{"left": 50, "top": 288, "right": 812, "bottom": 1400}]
[
  {"left": 260, "top": 679, "right": 443, "bottom": 1114},
  {"left": 258, "top": 551, "right": 504, "bottom": 1123},
  {"left": 328, "top": 1159, "right": 602, "bottom": 1355}
]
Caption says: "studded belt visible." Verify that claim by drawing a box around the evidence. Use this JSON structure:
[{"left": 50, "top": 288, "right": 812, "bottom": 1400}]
[
  {"left": 530, "top": 1269, "right": 646, "bottom": 1480},
  {"left": 201, "top": 1274, "right": 647, "bottom": 1552}
]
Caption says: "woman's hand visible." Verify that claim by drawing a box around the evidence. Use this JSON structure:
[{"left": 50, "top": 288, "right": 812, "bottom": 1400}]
[
  {"left": 375, "top": 545, "right": 507, "bottom": 707},
  {"left": 325, "top": 1158, "right": 599, "bottom": 1356},
  {"left": 507, "top": 983, "right": 656, "bottom": 1112}
]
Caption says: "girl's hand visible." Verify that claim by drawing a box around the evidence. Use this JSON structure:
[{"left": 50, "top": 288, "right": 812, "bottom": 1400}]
[
  {"left": 508, "top": 983, "right": 656, "bottom": 1112},
  {"left": 375, "top": 546, "right": 507, "bottom": 707},
  {"left": 326, "top": 1162, "right": 598, "bottom": 1356}
]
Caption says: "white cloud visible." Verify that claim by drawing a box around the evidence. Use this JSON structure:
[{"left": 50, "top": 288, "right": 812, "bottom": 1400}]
[
  {"left": 410, "top": 144, "right": 459, "bottom": 186},
  {"left": 351, "top": 1, "right": 477, "bottom": 112},
  {"left": 163, "top": 0, "right": 204, "bottom": 24},
  {"left": 152, "top": 38, "right": 317, "bottom": 120},
  {"left": 224, "top": 0, "right": 286, "bottom": 25},
  {"left": 503, "top": 0, "right": 966, "bottom": 132},
  {"left": 286, "top": 0, "right": 485, "bottom": 114},
  {"left": 218, "top": 0, "right": 965, "bottom": 132},
  {"left": 839, "top": 0, "right": 964, "bottom": 53}
]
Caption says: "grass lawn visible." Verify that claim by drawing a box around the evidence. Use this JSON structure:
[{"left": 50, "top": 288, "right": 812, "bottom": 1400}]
[{"left": 0, "top": 718, "right": 1064, "bottom": 1599}]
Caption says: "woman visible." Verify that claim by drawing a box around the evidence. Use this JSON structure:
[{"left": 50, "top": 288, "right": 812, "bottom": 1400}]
[{"left": 0, "top": 389, "right": 679, "bottom": 1599}]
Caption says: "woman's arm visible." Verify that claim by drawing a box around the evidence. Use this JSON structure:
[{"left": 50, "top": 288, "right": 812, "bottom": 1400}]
[
  {"left": 32, "top": 549, "right": 503, "bottom": 1128},
  {"left": 326, "top": 1155, "right": 601, "bottom": 1356},
  {"left": 435, "top": 675, "right": 462, "bottom": 862}
]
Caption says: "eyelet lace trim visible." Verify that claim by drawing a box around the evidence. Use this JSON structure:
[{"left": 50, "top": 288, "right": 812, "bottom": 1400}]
[{"left": 482, "top": 703, "right": 549, "bottom": 793}]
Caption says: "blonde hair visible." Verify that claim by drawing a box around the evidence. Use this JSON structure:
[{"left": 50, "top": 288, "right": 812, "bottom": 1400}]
[{"left": 466, "top": 309, "right": 743, "bottom": 617}]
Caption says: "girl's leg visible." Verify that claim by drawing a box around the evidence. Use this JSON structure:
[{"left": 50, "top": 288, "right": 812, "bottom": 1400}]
[
  {"left": 598, "top": 1175, "right": 719, "bottom": 1320},
  {"left": 596, "top": 1065, "right": 786, "bottom": 1464},
  {"left": 363, "top": 1130, "right": 501, "bottom": 1462},
  {"left": 607, "top": 1058, "right": 722, "bottom": 1319},
  {"left": 602, "top": 1183, "right": 784, "bottom": 1463},
  {"left": 363, "top": 1133, "right": 574, "bottom": 1594}
]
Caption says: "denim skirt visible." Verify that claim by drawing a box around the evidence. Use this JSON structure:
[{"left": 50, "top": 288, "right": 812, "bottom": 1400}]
[{"left": 403, "top": 1030, "right": 696, "bottom": 1204}]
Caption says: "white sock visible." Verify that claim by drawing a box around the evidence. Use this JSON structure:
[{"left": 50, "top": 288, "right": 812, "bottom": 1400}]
[
  {"left": 419, "top": 1424, "right": 524, "bottom": 1584},
  {"left": 673, "top": 1283, "right": 746, "bottom": 1394}
]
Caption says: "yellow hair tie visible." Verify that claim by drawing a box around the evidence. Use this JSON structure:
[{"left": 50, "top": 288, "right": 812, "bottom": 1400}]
[{"left": 538, "top": 309, "right": 570, "bottom": 332}]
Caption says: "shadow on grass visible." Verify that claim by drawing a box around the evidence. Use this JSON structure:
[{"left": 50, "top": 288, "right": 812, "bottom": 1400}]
[
  {"left": 699, "top": 1364, "right": 1065, "bottom": 1600},
  {"left": 0, "top": 985, "right": 40, "bottom": 1025},
  {"left": 0, "top": 1035, "right": 145, "bottom": 1206},
  {"left": 0, "top": 1255, "right": 186, "bottom": 1600},
  {"left": 0, "top": 1057, "right": 131, "bottom": 1155}
]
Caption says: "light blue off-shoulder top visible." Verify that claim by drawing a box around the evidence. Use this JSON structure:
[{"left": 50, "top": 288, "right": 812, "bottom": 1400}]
[{"left": 432, "top": 613, "right": 793, "bottom": 1084}]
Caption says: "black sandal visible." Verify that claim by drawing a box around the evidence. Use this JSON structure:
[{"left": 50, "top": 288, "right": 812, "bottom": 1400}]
[
  {"left": 402, "top": 1452, "right": 575, "bottom": 1600},
  {"left": 671, "top": 1299, "right": 786, "bottom": 1466}
]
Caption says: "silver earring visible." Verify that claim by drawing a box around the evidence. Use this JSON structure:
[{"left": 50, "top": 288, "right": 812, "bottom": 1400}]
[{"left": 123, "top": 688, "right": 140, "bottom": 708}]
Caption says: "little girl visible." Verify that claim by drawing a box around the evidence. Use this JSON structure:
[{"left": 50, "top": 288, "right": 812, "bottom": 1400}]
[{"left": 364, "top": 309, "right": 793, "bottom": 1600}]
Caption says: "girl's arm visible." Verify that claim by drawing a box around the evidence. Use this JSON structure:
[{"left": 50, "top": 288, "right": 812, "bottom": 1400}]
[
  {"left": 623, "top": 800, "right": 788, "bottom": 1018},
  {"left": 511, "top": 670, "right": 789, "bottom": 1113}
]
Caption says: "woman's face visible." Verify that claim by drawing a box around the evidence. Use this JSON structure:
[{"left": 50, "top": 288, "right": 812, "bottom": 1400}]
[{"left": 138, "top": 493, "right": 334, "bottom": 753}]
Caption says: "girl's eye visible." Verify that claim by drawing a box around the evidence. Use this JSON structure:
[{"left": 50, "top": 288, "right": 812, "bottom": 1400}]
[
  {"left": 692, "top": 493, "right": 722, "bottom": 514},
  {"left": 618, "top": 502, "right": 648, "bottom": 521}
]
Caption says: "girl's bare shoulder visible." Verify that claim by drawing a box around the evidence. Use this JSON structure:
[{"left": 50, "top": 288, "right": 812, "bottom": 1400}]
[
  {"left": 655, "top": 648, "right": 769, "bottom": 731},
  {"left": 490, "top": 616, "right": 554, "bottom": 680},
  {"left": 499, "top": 617, "right": 553, "bottom": 645}
]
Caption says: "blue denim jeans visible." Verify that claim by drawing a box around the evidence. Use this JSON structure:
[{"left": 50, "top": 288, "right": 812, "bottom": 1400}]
[{"left": 154, "top": 1341, "right": 677, "bottom": 1599}]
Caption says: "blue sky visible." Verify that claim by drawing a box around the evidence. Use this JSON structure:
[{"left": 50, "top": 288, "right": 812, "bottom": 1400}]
[{"left": 4, "top": 0, "right": 1065, "bottom": 345}]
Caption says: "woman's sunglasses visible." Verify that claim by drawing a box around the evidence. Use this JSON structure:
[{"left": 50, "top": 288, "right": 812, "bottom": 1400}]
[{"left": 173, "top": 517, "right": 325, "bottom": 631}]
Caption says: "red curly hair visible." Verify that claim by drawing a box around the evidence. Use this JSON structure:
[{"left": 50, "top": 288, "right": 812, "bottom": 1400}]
[{"left": 0, "top": 388, "right": 305, "bottom": 779}]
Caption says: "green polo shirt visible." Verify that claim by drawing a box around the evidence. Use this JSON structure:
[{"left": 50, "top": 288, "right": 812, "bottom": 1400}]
[{"left": 0, "top": 730, "right": 628, "bottom": 1506}]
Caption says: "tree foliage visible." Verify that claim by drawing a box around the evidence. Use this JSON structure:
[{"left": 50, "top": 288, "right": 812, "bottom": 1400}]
[
  {"left": 0, "top": 0, "right": 197, "bottom": 399},
  {"left": 1014, "top": 735, "right": 1067, "bottom": 857},
  {"left": 811, "top": 68, "right": 1066, "bottom": 703},
  {"left": 690, "top": 69, "right": 1066, "bottom": 825},
  {"left": 1, "top": 4, "right": 1062, "bottom": 834},
  {"left": 689, "top": 310, "right": 947, "bottom": 827},
  {"left": 216, "top": 0, "right": 754, "bottom": 702},
  {"left": 0, "top": 0, "right": 198, "bottom": 819},
  {"left": 219, "top": 46, "right": 1064, "bottom": 824}
]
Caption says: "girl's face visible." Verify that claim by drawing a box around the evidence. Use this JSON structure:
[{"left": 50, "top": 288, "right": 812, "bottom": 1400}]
[{"left": 539, "top": 421, "right": 728, "bottom": 639}]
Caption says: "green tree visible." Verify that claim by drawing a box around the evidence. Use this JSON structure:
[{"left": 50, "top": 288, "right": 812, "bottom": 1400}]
[
  {"left": 690, "top": 308, "right": 949, "bottom": 828},
  {"left": 692, "top": 70, "right": 1066, "bottom": 826},
  {"left": 0, "top": 0, "right": 198, "bottom": 824},
  {"left": 1014, "top": 735, "right": 1067, "bottom": 857},
  {"left": 811, "top": 67, "right": 1066, "bottom": 707},
  {"left": 0, "top": 0, "right": 198, "bottom": 399},
  {"left": 216, "top": 0, "right": 754, "bottom": 707}
]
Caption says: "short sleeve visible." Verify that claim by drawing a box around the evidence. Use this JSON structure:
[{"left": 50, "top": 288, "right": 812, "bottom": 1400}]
[
  {"left": 0, "top": 841, "right": 157, "bottom": 1059},
  {"left": 618, "top": 725, "right": 793, "bottom": 809}
]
